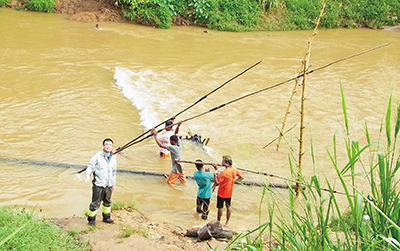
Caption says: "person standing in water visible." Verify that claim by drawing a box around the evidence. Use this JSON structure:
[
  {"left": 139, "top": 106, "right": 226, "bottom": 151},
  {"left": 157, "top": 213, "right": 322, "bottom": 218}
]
[
  {"left": 212, "top": 155, "right": 243, "bottom": 226},
  {"left": 193, "top": 159, "right": 216, "bottom": 220},
  {"left": 152, "top": 121, "right": 187, "bottom": 188},
  {"left": 85, "top": 138, "right": 117, "bottom": 226},
  {"left": 154, "top": 119, "right": 175, "bottom": 159}
]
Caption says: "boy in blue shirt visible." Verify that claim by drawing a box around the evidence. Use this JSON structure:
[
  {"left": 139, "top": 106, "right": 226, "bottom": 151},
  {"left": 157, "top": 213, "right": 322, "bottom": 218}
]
[{"left": 193, "top": 159, "right": 216, "bottom": 220}]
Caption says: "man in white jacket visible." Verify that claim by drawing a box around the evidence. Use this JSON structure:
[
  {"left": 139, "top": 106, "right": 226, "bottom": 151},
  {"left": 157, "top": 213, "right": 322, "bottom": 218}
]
[{"left": 85, "top": 138, "right": 117, "bottom": 225}]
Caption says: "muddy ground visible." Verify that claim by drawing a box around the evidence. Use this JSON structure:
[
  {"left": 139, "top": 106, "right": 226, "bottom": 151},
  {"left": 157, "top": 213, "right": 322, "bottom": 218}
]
[{"left": 50, "top": 207, "right": 230, "bottom": 251}]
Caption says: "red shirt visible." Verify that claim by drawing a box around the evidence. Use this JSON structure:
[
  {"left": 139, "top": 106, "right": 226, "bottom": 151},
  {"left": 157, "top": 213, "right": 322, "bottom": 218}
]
[{"left": 217, "top": 167, "right": 242, "bottom": 198}]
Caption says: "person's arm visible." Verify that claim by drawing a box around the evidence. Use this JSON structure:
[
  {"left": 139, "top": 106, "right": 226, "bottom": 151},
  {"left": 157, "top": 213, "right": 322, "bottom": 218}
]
[
  {"left": 152, "top": 128, "right": 166, "bottom": 149},
  {"left": 212, "top": 164, "right": 221, "bottom": 186},
  {"left": 235, "top": 175, "right": 244, "bottom": 183},
  {"left": 85, "top": 154, "right": 97, "bottom": 183},
  {"left": 174, "top": 121, "right": 182, "bottom": 135},
  {"left": 235, "top": 171, "right": 244, "bottom": 183}
]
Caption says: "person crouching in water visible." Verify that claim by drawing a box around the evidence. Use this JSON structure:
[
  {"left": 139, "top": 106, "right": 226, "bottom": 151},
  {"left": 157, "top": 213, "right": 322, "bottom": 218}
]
[
  {"left": 193, "top": 159, "right": 216, "bottom": 220},
  {"left": 152, "top": 121, "right": 188, "bottom": 188},
  {"left": 212, "top": 155, "right": 243, "bottom": 226},
  {"left": 85, "top": 138, "right": 117, "bottom": 226}
]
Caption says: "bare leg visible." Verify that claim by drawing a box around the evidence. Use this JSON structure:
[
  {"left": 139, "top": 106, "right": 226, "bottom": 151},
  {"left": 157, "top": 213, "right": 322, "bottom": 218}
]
[
  {"left": 217, "top": 208, "right": 223, "bottom": 222},
  {"left": 225, "top": 206, "right": 231, "bottom": 226}
]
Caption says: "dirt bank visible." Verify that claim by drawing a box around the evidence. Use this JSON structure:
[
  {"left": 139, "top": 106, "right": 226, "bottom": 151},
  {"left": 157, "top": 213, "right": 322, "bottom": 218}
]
[
  {"left": 54, "top": 0, "right": 123, "bottom": 22},
  {"left": 50, "top": 207, "right": 229, "bottom": 251}
]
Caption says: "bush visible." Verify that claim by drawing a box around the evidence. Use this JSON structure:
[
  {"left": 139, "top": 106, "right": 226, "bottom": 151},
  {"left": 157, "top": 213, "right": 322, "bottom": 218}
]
[
  {"left": 199, "top": 0, "right": 262, "bottom": 31},
  {"left": 122, "top": 0, "right": 190, "bottom": 29},
  {"left": 0, "top": 0, "right": 10, "bottom": 7},
  {"left": 26, "top": 0, "right": 55, "bottom": 13},
  {"left": 121, "top": 0, "right": 400, "bottom": 30}
]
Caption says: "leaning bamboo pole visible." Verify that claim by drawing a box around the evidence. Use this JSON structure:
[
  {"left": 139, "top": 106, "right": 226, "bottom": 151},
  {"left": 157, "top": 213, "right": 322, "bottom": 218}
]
[
  {"left": 296, "top": 3, "right": 326, "bottom": 196},
  {"left": 276, "top": 4, "right": 326, "bottom": 152}
]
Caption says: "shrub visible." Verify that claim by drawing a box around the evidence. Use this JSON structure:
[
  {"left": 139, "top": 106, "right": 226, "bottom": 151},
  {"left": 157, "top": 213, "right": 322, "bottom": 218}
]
[
  {"left": 0, "top": 0, "right": 10, "bottom": 7},
  {"left": 122, "top": 0, "right": 190, "bottom": 29},
  {"left": 206, "top": 0, "right": 262, "bottom": 31},
  {"left": 26, "top": 0, "right": 55, "bottom": 13}
]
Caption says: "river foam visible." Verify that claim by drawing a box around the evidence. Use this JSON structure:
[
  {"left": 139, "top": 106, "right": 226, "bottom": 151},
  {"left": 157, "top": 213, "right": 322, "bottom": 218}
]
[
  {"left": 114, "top": 67, "right": 215, "bottom": 157},
  {"left": 114, "top": 67, "right": 184, "bottom": 129}
]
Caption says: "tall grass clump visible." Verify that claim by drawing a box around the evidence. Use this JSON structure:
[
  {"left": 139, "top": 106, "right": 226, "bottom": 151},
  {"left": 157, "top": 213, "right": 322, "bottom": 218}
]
[
  {"left": 0, "top": 206, "right": 88, "bottom": 250},
  {"left": 362, "top": 95, "right": 400, "bottom": 245},
  {"left": 327, "top": 86, "right": 400, "bottom": 249},
  {"left": 26, "top": 0, "right": 55, "bottom": 13},
  {"left": 226, "top": 85, "right": 400, "bottom": 250}
]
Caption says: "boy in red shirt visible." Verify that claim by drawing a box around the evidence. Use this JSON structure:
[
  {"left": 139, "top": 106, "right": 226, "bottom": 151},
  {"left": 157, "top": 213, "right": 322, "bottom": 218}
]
[{"left": 212, "top": 155, "right": 243, "bottom": 226}]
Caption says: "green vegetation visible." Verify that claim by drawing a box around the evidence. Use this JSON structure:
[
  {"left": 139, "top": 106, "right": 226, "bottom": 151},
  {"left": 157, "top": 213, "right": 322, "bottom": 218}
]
[
  {"left": 119, "top": 0, "right": 400, "bottom": 30},
  {"left": 111, "top": 200, "right": 139, "bottom": 211},
  {"left": 5, "top": 0, "right": 399, "bottom": 30},
  {"left": 226, "top": 87, "right": 400, "bottom": 250},
  {"left": 26, "top": 0, "right": 55, "bottom": 13},
  {"left": 120, "top": 224, "right": 149, "bottom": 238},
  {"left": 0, "top": 206, "right": 88, "bottom": 250},
  {"left": 0, "top": 0, "right": 10, "bottom": 7}
]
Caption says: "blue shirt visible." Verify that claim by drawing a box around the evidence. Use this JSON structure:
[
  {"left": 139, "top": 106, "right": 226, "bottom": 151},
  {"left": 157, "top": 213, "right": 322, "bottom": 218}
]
[{"left": 194, "top": 170, "right": 214, "bottom": 199}]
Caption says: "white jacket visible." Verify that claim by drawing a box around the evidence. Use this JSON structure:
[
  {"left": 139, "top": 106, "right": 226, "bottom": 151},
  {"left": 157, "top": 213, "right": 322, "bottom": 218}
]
[{"left": 85, "top": 150, "right": 117, "bottom": 187}]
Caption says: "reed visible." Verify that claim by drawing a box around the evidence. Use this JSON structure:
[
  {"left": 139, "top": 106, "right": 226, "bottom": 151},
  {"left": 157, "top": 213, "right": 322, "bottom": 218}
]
[{"left": 227, "top": 90, "right": 400, "bottom": 250}]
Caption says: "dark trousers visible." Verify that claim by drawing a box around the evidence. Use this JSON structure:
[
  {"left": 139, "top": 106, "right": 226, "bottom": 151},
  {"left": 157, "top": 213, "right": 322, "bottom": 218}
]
[
  {"left": 89, "top": 185, "right": 112, "bottom": 211},
  {"left": 196, "top": 196, "right": 210, "bottom": 216}
]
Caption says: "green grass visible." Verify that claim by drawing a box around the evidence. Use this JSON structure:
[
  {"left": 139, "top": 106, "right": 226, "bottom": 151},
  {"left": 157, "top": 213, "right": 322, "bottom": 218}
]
[
  {"left": 226, "top": 84, "right": 400, "bottom": 250},
  {"left": 0, "top": 206, "right": 88, "bottom": 250},
  {"left": 111, "top": 200, "right": 139, "bottom": 211},
  {"left": 120, "top": 224, "right": 149, "bottom": 238}
]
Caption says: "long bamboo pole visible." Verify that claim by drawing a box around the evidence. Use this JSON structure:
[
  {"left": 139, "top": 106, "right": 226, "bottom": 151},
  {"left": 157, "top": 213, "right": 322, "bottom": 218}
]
[
  {"left": 121, "top": 42, "right": 390, "bottom": 149},
  {"left": 177, "top": 160, "right": 352, "bottom": 196},
  {"left": 296, "top": 3, "right": 325, "bottom": 197},
  {"left": 114, "top": 61, "right": 262, "bottom": 154},
  {"left": 276, "top": 4, "right": 325, "bottom": 152},
  {"left": 77, "top": 43, "right": 389, "bottom": 174}
]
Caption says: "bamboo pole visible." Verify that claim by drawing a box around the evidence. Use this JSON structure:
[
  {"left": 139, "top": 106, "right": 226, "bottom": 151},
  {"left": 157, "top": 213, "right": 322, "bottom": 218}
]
[
  {"left": 295, "top": 3, "right": 326, "bottom": 196},
  {"left": 114, "top": 61, "right": 262, "bottom": 154},
  {"left": 177, "top": 160, "right": 351, "bottom": 196},
  {"left": 112, "top": 42, "right": 390, "bottom": 153},
  {"left": 275, "top": 5, "right": 325, "bottom": 152},
  {"left": 263, "top": 124, "right": 297, "bottom": 149}
]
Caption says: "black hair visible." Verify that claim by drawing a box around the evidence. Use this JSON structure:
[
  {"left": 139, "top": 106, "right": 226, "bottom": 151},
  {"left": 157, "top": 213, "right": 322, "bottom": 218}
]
[
  {"left": 165, "top": 120, "right": 173, "bottom": 126},
  {"left": 222, "top": 155, "right": 232, "bottom": 166},
  {"left": 195, "top": 159, "right": 203, "bottom": 169},
  {"left": 103, "top": 138, "right": 113, "bottom": 145},
  {"left": 170, "top": 135, "right": 178, "bottom": 143}
]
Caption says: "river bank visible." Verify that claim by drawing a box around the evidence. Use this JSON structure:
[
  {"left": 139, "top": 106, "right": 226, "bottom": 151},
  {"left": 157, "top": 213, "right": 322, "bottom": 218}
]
[
  {"left": 3, "top": 0, "right": 400, "bottom": 31},
  {"left": 51, "top": 207, "right": 230, "bottom": 251}
]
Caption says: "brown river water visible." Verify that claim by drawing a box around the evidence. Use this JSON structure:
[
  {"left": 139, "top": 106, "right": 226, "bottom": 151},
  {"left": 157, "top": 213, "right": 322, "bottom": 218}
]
[{"left": 1, "top": 8, "right": 400, "bottom": 230}]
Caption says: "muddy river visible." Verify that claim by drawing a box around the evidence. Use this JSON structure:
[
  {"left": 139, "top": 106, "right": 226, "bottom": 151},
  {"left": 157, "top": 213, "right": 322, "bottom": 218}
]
[{"left": 1, "top": 8, "right": 399, "bottom": 230}]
